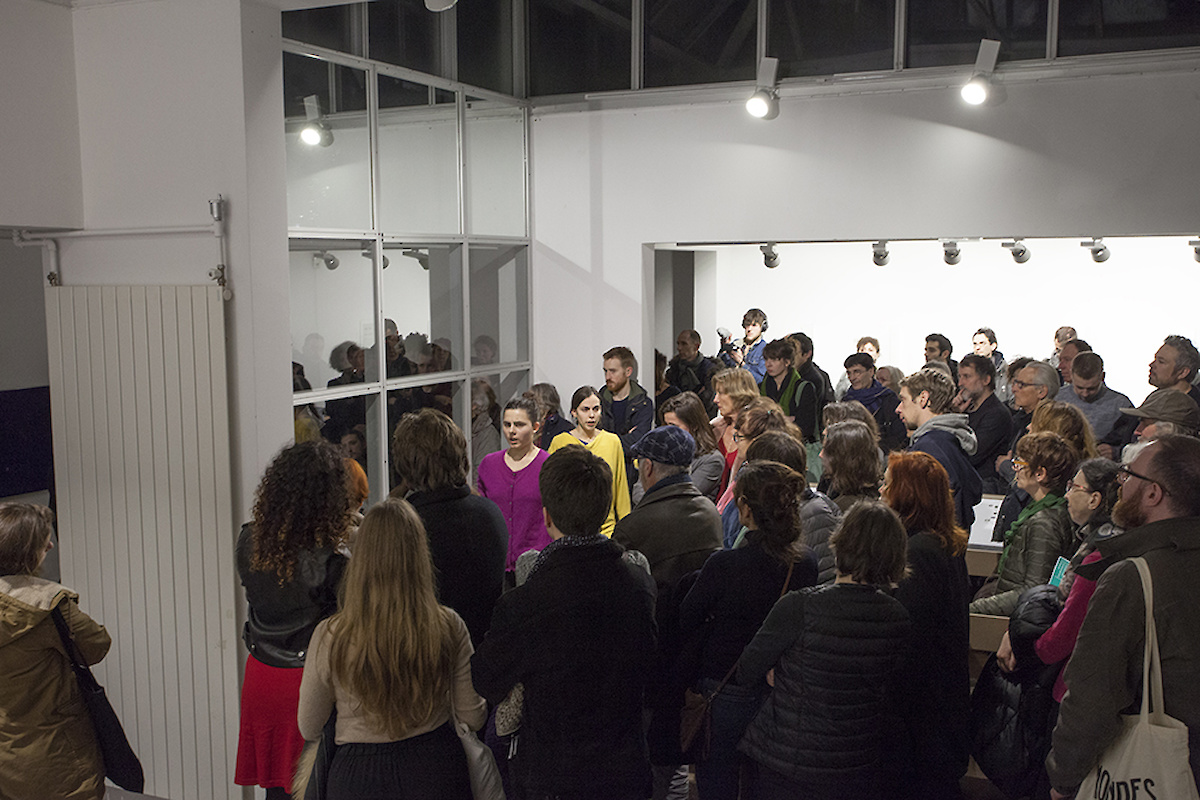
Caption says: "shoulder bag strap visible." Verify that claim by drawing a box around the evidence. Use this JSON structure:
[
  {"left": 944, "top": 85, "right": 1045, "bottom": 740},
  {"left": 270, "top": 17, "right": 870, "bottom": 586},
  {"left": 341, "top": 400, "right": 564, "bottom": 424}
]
[
  {"left": 710, "top": 559, "right": 797, "bottom": 697},
  {"left": 50, "top": 604, "right": 101, "bottom": 692},
  {"left": 1129, "top": 557, "right": 1166, "bottom": 722}
]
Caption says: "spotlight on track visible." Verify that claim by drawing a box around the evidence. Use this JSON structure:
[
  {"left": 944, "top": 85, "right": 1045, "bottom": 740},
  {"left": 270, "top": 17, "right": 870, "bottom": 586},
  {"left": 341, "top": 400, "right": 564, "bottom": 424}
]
[
  {"left": 943, "top": 241, "right": 962, "bottom": 265},
  {"left": 300, "top": 95, "right": 334, "bottom": 147},
  {"left": 761, "top": 243, "right": 780, "bottom": 268},
  {"left": 961, "top": 39, "right": 1001, "bottom": 106},
  {"left": 1081, "top": 238, "right": 1109, "bottom": 263},
  {"left": 746, "top": 58, "right": 780, "bottom": 120},
  {"left": 1002, "top": 240, "right": 1031, "bottom": 263},
  {"left": 872, "top": 241, "right": 890, "bottom": 266},
  {"left": 314, "top": 251, "right": 339, "bottom": 270},
  {"left": 1190, "top": 239, "right": 1200, "bottom": 263}
]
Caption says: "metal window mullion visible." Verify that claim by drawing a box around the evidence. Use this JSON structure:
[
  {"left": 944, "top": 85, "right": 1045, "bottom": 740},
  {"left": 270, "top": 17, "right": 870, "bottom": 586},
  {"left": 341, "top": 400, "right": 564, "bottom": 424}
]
[
  {"left": 632, "top": 0, "right": 644, "bottom": 90},
  {"left": 367, "top": 61, "right": 390, "bottom": 504},
  {"left": 513, "top": 0, "right": 528, "bottom": 98},
  {"left": 457, "top": 89, "right": 473, "bottom": 457},
  {"left": 1047, "top": 0, "right": 1060, "bottom": 60},
  {"left": 442, "top": 6, "right": 458, "bottom": 82},
  {"left": 756, "top": 0, "right": 768, "bottom": 65},
  {"left": 894, "top": 0, "right": 907, "bottom": 71}
]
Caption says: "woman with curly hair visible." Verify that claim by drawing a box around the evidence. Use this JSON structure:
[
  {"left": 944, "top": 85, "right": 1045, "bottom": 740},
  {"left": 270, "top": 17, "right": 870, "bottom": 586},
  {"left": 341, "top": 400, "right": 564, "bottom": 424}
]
[
  {"left": 710, "top": 368, "right": 760, "bottom": 495},
  {"left": 883, "top": 451, "right": 972, "bottom": 800},
  {"left": 235, "top": 440, "right": 352, "bottom": 800},
  {"left": 298, "top": 498, "right": 486, "bottom": 798},
  {"left": 679, "top": 461, "right": 819, "bottom": 800}
]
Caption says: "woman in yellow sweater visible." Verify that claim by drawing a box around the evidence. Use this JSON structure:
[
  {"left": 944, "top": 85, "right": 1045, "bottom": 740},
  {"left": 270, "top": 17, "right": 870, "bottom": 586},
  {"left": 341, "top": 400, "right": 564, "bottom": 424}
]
[{"left": 548, "top": 385, "right": 631, "bottom": 536}]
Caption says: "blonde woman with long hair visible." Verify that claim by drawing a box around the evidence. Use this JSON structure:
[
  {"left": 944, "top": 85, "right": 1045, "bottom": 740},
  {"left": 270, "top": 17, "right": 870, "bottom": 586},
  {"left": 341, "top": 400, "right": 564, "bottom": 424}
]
[{"left": 298, "top": 499, "right": 486, "bottom": 799}]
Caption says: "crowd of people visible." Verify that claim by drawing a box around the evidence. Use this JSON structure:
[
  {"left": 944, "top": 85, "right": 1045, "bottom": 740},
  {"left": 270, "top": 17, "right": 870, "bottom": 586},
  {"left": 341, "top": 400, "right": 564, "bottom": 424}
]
[{"left": 4, "top": 314, "right": 1200, "bottom": 800}]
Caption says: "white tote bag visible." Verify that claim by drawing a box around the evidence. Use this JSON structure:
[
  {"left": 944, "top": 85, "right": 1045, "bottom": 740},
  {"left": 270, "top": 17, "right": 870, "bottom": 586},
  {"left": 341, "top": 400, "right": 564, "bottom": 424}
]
[
  {"left": 1075, "top": 557, "right": 1200, "bottom": 800},
  {"left": 455, "top": 718, "right": 506, "bottom": 800}
]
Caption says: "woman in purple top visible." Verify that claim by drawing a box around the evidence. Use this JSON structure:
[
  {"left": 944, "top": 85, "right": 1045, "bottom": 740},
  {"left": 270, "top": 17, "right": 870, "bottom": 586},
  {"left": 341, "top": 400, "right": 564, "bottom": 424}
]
[{"left": 476, "top": 396, "right": 552, "bottom": 581}]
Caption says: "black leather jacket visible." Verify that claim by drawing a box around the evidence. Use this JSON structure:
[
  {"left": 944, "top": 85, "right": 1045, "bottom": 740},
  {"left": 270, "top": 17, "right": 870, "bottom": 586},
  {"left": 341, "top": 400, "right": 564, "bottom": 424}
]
[{"left": 236, "top": 524, "right": 347, "bottom": 668}]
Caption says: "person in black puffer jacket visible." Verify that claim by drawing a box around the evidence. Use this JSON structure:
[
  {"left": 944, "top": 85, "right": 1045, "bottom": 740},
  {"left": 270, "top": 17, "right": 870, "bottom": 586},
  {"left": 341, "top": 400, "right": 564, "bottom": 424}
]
[
  {"left": 970, "top": 584, "right": 1064, "bottom": 800},
  {"left": 737, "top": 501, "right": 911, "bottom": 800}
]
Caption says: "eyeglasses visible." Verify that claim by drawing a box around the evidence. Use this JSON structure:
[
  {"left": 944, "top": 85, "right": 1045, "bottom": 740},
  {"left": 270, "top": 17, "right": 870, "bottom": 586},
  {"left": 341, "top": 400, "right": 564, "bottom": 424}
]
[
  {"left": 1010, "top": 458, "right": 1029, "bottom": 471},
  {"left": 732, "top": 432, "right": 743, "bottom": 443},
  {"left": 1116, "top": 464, "right": 1170, "bottom": 495},
  {"left": 1065, "top": 480, "right": 1092, "bottom": 494},
  {"left": 1010, "top": 379, "right": 1041, "bottom": 390}
]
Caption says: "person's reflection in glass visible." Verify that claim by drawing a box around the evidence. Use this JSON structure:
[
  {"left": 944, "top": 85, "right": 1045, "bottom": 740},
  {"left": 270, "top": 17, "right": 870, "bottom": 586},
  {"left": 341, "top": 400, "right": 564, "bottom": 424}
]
[{"left": 472, "top": 335, "right": 498, "bottom": 366}]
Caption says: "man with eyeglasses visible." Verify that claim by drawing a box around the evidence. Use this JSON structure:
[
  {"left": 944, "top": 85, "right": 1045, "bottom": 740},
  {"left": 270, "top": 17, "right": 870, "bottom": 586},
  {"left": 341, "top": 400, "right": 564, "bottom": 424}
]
[{"left": 1046, "top": 435, "right": 1200, "bottom": 798}]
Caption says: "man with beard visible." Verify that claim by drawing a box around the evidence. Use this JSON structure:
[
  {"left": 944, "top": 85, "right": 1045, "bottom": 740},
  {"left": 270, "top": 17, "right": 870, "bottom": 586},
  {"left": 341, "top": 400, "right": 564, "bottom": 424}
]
[
  {"left": 898, "top": 367, "right": 982, "bottom": 527},
  {"left": 954, "top": 354, "right": 1013, "bottom": 494},
  {"left": 1148, "top": 334, "right": 1200, "bottom": 408},
  {"left": 1046, "top": 435, "right": 1200, "bottom": 797}
]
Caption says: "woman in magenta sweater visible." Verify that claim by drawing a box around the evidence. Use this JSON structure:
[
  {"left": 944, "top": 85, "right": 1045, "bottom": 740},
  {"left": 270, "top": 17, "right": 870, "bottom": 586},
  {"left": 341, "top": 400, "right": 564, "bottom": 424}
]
[{"left": 477, "top": 396, "right": 551, "bottom": 584}]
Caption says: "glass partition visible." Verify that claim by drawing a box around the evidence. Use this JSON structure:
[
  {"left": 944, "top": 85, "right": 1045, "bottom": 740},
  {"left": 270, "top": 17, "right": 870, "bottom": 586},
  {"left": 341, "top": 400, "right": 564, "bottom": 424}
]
[
  {"left": 529, "top": 0, "right": 632, "bottom": 94},
  {"left": 368, "top": 0, "right": 442, "bottom": 73},
  {"left": 1058, "top": 0, "right": 1200, "bottom": 56},
  {"left": 469, "top": 244, "right": 529, "bottom": 368},
  {"left": 285, "top": 57, "right": 372, "bottom": 230},
  {"left": 906, "top": 0, "right": 1048, "bottom": 68},
  {"left": 770, "top": 0, "right": 895, "bottom": 77},
  {"left": 644, "top": 0, "right": 757, "bottom": 87},
  {"left": 381, "top": 242, "right": 464, "bottom": 380},
  {"left": 377, "top": 74, "right": 461, "bottom": 235},
  {"left": 289, "top": 238, "right": 377, "bottom": 392},
  {"left": 465, "top": 98, "right": 526, "bottom": 237}
]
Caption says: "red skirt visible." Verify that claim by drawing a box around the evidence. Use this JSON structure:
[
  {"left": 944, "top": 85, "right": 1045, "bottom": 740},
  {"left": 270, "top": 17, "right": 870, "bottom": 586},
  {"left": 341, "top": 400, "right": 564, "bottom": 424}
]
[{"left": 234, "top": 654, "right": 306, "bottom": 790}]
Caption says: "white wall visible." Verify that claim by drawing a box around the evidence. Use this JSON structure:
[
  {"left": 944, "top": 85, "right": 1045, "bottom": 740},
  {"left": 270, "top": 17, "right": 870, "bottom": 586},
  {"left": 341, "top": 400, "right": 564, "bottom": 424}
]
[
  {"left": 0, "top": 0, "right": 83, "bottom": 229},
  {"left": 528, "top": 68, "right": 1200, "bottom": 397},
  {"left": 707, "top": 236, "right": 1192, "bottom": 407}
]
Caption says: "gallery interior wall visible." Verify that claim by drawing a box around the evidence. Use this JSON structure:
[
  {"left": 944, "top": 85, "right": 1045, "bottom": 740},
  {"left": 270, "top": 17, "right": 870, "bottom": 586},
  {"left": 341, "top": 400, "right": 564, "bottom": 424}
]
[{"left": 528, "top": 69, "right": 1200, "bottom": 396}]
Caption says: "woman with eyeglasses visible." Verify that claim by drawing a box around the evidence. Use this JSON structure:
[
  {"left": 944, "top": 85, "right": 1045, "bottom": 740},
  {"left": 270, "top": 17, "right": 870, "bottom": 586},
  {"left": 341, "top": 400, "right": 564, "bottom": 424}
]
[
  {"left": 970, "top": 432, "right": 1079, "bottom": 616},
  {"left": 995, "top": 458, "right": 1123, "bottom": 701}
]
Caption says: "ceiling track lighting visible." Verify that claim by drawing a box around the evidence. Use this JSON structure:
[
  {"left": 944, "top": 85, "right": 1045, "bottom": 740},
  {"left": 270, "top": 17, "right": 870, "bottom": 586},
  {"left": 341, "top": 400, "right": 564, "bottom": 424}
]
[
  {"left": 961, "top": 39, "right": 1001, "bottom": 106},
  {"left": 1002, "top": 240, "right": 1031, "bottom": 263},
  {"left": 943, "top": 241, "right": 962, "bottom": 265},
  {"left": 300, "top": 94, "right": 334, "bottom": 147},
  {"left": 1190, "top": 239, "right": 1200, "bottom": 263},
  {"left": 872, "top": 241, "right": 890, "bottom": 266},
  {"left": 362, "top": 249, "right": 390, "bottom": 268},
  {"left": 402, "top": 248, "right": 430, "bottom": 270},
  {"left": 314, "top": 251, "right": 339, "bottom": 270},
  {"left": 746, "top": 57, "right": 780, "bottom": 120},
  {"left": 424, "top": 0, "right": 457, "bottom": 9},
  {"left": 761, "top": 243, "right": 780, "bottom": 268},
  {"left": 1081, "top": 238, "right": 1110, "bottom": 262}
]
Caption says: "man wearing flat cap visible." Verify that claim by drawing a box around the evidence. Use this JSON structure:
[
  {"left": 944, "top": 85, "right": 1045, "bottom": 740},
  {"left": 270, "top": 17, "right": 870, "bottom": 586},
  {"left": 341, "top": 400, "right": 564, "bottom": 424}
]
[
  {"left": 614, "top": 425, "right": 724, "bottom": 585},
  {"left": 1118, "top": 387, "right": 1200, "bottom": 464}
]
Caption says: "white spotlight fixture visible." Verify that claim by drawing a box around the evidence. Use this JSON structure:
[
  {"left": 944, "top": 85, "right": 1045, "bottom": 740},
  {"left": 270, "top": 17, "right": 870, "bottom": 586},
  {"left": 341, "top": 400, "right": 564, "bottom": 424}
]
[
  {"left": 1190, "top": 239, "right": 1200, "bottom": 263},
  {"left": 1081, "top": 238, "right": 1109, "bottom": 262},
  {"left": 872, "top": 241, "right": 890, "bottom": 266},
  {"left": 402, "top": 248, "right": 430, "bottom": 270},
  {"left": 1002, "top": 240, "right": 1031, "bottom": 263},
  {"left": 761, "top": 243, "right": 780, "bottom": 268},
  {"left": 746, "top": 57, "right": 780, "bottom": 120},
  {"left": 424, "top": 0, "right": 456, "bottom": 9},
  {"left": 313, "top": 251, "right": 339, "bottom": 270},
  {"left": 300, "top": 95, "right": 334, "bottom": 147},
  {"left": 362, "top": 249, "right": 390, "bottom": 269},
  {"left": 961, "top": 39, "right": 1000, "bottom": 105},
  {"left": 943, "top": 241, "right": 962, "bottom": 265}
]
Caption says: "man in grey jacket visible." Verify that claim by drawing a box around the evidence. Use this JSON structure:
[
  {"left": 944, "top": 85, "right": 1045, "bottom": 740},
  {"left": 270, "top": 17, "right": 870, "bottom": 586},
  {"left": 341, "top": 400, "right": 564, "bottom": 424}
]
[
  {"left": 1046, "top": 435, "right": 1200, "bottom": 797},
  {"left": 899, "top": 368, "right": 983, "bottom": 528}
]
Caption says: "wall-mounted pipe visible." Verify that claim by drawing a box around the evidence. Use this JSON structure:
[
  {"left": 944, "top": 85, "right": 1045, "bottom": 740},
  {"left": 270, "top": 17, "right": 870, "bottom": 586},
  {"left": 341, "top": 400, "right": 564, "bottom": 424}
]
[{"left": 14, "top": 197, "right": 232, "bottom": 299}]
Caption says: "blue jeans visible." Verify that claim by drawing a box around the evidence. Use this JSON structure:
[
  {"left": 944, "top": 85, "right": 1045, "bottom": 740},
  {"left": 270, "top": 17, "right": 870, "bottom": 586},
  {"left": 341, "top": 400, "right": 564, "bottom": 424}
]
[{"left": 693, "top": 678, "right": 767, "bottom": 800}]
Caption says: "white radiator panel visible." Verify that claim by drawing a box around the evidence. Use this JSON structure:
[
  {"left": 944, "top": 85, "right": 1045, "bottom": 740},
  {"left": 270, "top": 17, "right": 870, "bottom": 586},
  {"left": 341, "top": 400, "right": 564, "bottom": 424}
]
[{"left": 45, "top": 286, "right": 239, "bottom": 800}]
